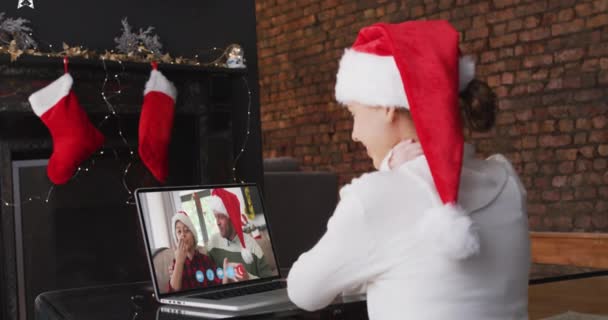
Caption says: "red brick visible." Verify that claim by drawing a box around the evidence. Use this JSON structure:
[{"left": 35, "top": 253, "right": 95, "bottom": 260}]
[
  {"left": 557, "top": 8, "right": 575, "bottom": 21},
  {"left": 581, "top": 59, "right": 600, "bottom": 71},
  {"left": 523, "top": 54, "right": 553, "bottom": 68},
  {"left": 507, "top": 19, "right": 524, "bottom": 32},
  {"left": 541, "top": 164, "right": 556, "bottom": 175},
  {"left": 574, "top": 89, "right": 604, "bottom": 102},
  {"left": 559, "top": 161, "right": 575, "bottom": 174},
  {"left": 540, "top": 135, "right": 572, "bottom": 147},
  {"left": 590, "top": 43, "right": 608, "bottom": 57},
  {"left": 519, "top": 27, "right": 551, "bottom": 41},
  {"left": 574, "top": 132, "right": 587, "bottom": 144},
  {"left": 562, "top": 76, "right": 582, "bottom": 88},
  {"left": 579, "top": 146, "right": 595, "bottom": 158},
  {"left": 541, "top": 120, "right": 556, "bottom": 133},
  {"left": 598, "top": 145, "right": 608, "bottom": 157},
  {"left": 576, "top": 119, "right": 591, "bottom": 130},
  {"left": 592, "top": 212, "right": 608, "bottom": 229},
  {"left": 487, "top": 74, "right": 501, "bottom": 87},
  {"left": 551, "top": 19, "right": 585, "bottom": 36},
  {"left": 527, "top": 82, "right": 544, "bottom": 93},
  {"left": 576, "top": 159, "right": 593, "bottom": 172},
  {"left": 410, "top": 5, "right": 425, "bottom": 17},
  {"left": 558, "top": 119, "right": 574, "bottom": 132},
  {"left": 592, "top": 115, "right": 607, "bottom": 129},
  {"left": 542, "top": 11, "right": 558, "bottom": 25},
  {"left": 562, "top": 191, "right": 575, "bottom": 201},
  {"left": 600, "top": 71, "right": 608, "bottom": 84},
  {"left": 575, "top": 187, "right": 597, "bottom": 199},
  {"left": 386, "top": 2, "right": 398, "bottom": 14},
  {"left": 499, "top": 48, "right": 515, "bottom": 59},
  {"left": 528, "top": 203, "right": 547, "bottom": 215},
  {"left": 590, "top": 131, "right": 608, "bottom": 143},
  {"left": 593, "top": 0, "right": 608, "bottom": 13},
  {"left": 575, "top": 3, "right": 593, "bottom": 17},
  {"left": 569, "top": 173, "right": 584, "bottom": 186},
  {"left": 490, "top": 33, "right": 518, "bottom": 48},
  {"left": 522, "top": 136, "right": 537, "bottom": 149},
  {"left": 524, "top": 16, "right": 540, "bottom": 28},
  {"left": 524, "top": 163, "right": 539, "bottom": 174},
  {"left": 587, "top": 172, "right": 603, "bottom": 185},
  {"left": 497, "top": 112, "right": 516, "bottom": 125},
  {"left": 501, "top": 72, "right": 515, "bottom": 84},
  {"left": 516, "top": 1, "right": 547, "bottom": 17},
  {"left": 587, "top": 14, "right": 608, "bottom": 29},
  {"left": 532, "top": 69, "right": 549, "bottom": 80},
  {"left": 542, "top": 190, "right": 561, "bottom": 202},
  {"left": 493, "top": 23, "right": 508, "bottom": 36},
  {"left": 574, "top": 214, "right": 592, "bottom": 229},
  {"left": 555, "top": 48, "right": 585, "bottom": 63},
  {"left": 521, "top": 151, "right": 535, "bottom": 162},
  {"left": 601, "top": 187, "right": 608, "bottom": 199},
  {"left": 594, "top": 159, "right": 607, "bottom": 170},
  {"left": 556, "top": 148, "right": 579, "bottom": 160},
  {"left": 552, "top": 176, "right": 568, "bottom": 188},
  {"left": 487, "top": 8, "right": 515, "bottom": 23}
]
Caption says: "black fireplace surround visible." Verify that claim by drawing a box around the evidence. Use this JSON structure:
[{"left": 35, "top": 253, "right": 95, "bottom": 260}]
[{"left": 0, "top": 55, "right": 262, "bottom": 320}]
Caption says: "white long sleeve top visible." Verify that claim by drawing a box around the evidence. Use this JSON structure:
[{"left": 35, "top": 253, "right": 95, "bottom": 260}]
[{"left": 287, "top": 144, "right": 530, "bottom": 319}]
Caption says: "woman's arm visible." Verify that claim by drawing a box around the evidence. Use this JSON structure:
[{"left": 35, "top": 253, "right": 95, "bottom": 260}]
[{"left": 286, "top": 195, "right": 376, "bottom": 311}]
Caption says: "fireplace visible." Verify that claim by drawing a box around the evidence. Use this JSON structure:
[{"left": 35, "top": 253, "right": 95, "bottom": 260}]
[{"left": 0, "top": 56, "right": 262, "bottom": 320}]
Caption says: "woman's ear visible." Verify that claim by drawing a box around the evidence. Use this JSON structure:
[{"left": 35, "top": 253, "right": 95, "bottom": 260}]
[{"left": 385, "top": 107, "right": 398, "bottom": 123}]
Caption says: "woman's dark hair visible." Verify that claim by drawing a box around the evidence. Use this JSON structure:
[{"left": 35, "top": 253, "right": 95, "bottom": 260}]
[{"left": 459, "top": 79, "right": 497, "bottom": 132}]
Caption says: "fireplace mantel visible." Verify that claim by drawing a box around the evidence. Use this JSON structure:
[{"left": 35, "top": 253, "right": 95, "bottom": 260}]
[
  {"left": 0, "top": 54, "right": 262, "bottom": 320},
  {"left": 0, "top": 54, "right": 247, "bottom": 114}
]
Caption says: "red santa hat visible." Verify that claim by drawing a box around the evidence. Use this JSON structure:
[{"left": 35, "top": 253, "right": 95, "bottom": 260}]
[
  {"left": 335, "top": 20, "right": 479, "bottom": 260},
  {"left": 208, "top": 188, "right": 253, "bottom": 264},
  {"left": 171, "top": 210, "right": 198, "bottom": 247}
]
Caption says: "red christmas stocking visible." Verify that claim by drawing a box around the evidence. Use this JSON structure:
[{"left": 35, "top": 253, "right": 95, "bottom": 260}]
[
  {"left": 28, "top": 74, "right": 105, "bottom": 185},
  {"left": 138, "top": 66, "right": 177, "bottom": 183}
]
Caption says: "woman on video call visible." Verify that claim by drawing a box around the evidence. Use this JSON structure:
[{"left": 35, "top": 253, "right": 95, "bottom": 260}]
[{"left": 287, "top": 20, "right": 530, "bottom": 319}]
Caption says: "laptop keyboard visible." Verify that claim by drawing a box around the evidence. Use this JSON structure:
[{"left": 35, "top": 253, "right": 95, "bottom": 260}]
[{"left": 190, "top": 281, "right": 286, "bottom": 300}]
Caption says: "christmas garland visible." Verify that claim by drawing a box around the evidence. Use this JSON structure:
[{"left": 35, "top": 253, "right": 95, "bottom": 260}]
[{"left": 0, "top": 14, "right": 243, "bottom": 68}]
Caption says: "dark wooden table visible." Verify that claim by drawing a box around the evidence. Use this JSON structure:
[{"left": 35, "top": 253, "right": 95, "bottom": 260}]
[{"left": 35, "top": 281, "right": 368, "bottom": 320}]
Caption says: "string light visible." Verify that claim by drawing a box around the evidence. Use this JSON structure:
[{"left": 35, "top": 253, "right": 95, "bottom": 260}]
[
  {"left": 232, "top": 76, "right": 253, "bottom": 184},
  {"left": 2, "top": 44, "right": 249, "bottom": 207},
  {"left": 100, "top": 57, "right": 138, "bottom": 204}
]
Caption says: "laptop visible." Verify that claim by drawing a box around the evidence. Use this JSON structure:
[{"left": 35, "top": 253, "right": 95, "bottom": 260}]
[{"left": 135, "top": 183, "right": 293, "bottom": 313}]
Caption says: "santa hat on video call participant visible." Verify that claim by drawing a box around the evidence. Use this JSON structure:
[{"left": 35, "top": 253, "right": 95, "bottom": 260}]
[
  {"left": 208, "top": 188, "right": 254, "bottom": 264},
  {"left": 171, "top": 210, "right": 198, "bottom": 246},
  {"left": 334, "top": 20, "right": 479, "bottom": 260}
]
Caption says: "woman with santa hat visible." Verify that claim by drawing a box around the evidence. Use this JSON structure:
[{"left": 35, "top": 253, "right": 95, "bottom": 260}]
[{"left": 287, "top": 20, "right": 530, "bottom": 319}]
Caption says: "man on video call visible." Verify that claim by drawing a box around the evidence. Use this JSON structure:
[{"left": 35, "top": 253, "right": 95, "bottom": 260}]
[{"left": 206, "top": 188, "right": 273, "bottom": 282}]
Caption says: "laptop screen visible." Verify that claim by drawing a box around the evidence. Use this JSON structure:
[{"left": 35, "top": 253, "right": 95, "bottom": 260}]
[{"left": 136, "top": 184, "right": 280, "bottom": 296}]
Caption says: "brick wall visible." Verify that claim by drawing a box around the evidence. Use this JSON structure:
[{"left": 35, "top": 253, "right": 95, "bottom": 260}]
[{"left": 255, "top": 0, "right": 608, "bottom": 232}]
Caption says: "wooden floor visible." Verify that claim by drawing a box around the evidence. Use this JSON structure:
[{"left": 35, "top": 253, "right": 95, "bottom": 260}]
[{"left": 529, "top": 275, "right": 608, "bottom": 319}]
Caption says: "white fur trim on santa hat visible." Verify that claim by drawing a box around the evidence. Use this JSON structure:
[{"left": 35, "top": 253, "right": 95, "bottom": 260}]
[
  {"left": 335, "top": 49, "right": 410, "bottom": 108},
  {"left": 171, "top": 211, "right": 198, "bottom": 246},
  {"left": 28, "top": 73, "right": 73, "bottom": 117},
  {"left": 208, "top": 195, "right": 228, "bottom": 216},
  {"left": 335, "top": 49, "right": 476, "bottom": 108},
  {"left": 241, "top": 247, "right": 254, "bottom": 264},
  {"left": 144, "top": 69, "right": 177, "bottom": 101},
  {"left": 416, "top": 203, "right": 480, "bottom": 260}
]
